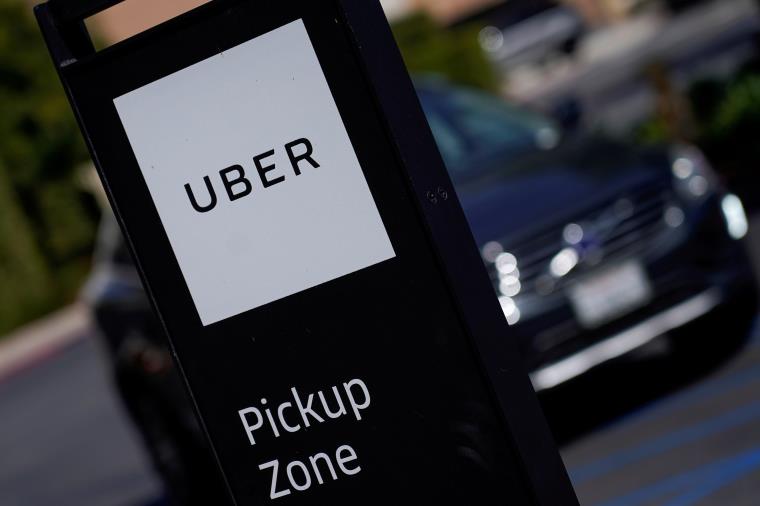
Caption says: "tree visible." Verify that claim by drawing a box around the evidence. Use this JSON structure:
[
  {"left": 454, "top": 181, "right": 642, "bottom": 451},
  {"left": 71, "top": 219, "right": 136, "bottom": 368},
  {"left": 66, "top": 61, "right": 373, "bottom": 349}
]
[{"left": 0, "top": 0, "right": 98, "bottom": 333}]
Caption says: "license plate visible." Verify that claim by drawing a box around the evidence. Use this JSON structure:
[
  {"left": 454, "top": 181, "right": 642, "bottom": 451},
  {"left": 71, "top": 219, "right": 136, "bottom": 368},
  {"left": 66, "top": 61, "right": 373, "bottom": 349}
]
[{"left": 568, "top": 261, "right": 653, "bottom": 329}]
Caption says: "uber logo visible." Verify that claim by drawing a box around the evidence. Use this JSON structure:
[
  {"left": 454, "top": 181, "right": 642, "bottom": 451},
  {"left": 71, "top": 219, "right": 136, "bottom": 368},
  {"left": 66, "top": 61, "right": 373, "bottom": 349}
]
[
  {"left": 184, "top": 138, "right": 319, "bottom": 213},
  {"left": 114, "top": 20, "right": 396, "bottom": 325}
]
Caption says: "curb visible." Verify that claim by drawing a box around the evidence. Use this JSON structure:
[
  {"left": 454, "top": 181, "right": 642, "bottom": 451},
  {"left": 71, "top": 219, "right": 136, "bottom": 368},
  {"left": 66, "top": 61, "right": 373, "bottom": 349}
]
[{"left": 0, "top": 303, "right": 92, "bottom": 383}]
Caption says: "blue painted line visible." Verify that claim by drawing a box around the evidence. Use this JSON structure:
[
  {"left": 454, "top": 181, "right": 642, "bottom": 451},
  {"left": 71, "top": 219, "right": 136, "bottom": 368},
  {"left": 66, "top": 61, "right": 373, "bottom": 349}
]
[
  {"left": 570, "top": 401, "right": 760, "bottom": 485},
  {"left": 664, "top": 449, "right": 760, "bottom": 506},
  {"left": 594, "top": 446, "right": 760, "bottom": 506}
]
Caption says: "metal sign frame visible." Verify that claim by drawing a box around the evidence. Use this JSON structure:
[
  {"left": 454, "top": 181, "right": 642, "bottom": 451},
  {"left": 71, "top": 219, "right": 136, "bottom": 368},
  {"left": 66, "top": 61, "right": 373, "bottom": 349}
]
[{"left": 35, "top": 0, "right": 578, "bottom": 504}]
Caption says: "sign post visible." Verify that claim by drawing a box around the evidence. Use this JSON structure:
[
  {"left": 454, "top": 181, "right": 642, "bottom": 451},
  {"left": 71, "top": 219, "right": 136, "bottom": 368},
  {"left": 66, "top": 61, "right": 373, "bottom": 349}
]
[{"left": 36, "top": 1, "right": 579, "bottom": 504}]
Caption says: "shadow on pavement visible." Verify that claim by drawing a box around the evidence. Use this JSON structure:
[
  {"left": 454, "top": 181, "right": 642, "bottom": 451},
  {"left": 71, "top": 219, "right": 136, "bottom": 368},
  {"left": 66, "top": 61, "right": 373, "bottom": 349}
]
[{"left": 134, "top": 495, "right": 169, "bottom": 506}]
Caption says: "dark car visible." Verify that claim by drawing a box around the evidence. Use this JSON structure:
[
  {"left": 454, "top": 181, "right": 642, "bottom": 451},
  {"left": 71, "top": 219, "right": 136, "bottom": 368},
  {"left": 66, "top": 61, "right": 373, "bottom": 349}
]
[
  {"left": 84, "top": 218, "right": 228, "bottom": 506},
  {"left": 88, "top": 80, "right": 757, "bottom": 502},
  {"left": 417, "top": 80, "right": 757, "bottom": 392}
]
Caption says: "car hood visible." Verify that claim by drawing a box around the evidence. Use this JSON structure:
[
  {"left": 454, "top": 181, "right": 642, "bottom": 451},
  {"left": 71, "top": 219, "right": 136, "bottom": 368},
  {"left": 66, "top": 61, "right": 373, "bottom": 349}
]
[{"left": 454, "top": 139, "right": 671, "bottom": 246}]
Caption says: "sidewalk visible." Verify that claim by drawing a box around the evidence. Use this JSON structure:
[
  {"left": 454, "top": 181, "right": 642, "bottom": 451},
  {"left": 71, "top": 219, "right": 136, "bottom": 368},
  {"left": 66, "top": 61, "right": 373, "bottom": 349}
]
[{"left": 0, "top": 303, "right": 91, "bottom": 382}]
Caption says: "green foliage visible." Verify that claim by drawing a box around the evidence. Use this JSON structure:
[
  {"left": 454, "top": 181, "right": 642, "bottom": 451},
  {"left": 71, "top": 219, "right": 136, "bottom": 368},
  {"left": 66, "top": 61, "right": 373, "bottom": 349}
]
[
  {"left": 0, "top": 0, "right": 98, "bottom": 335},
  {"left": 691, "top": 73, "right": 760, "bottom": 206},
  {"left": 392, "top": 13, "right": 498, "bottom": 93},
  {"left": 0, "top": 161, "right": 55, "bottom": 335},
  {"left": 0, "top": 0, "right": 87, "bottom": 184},
  {"left": 710, "top": 75, "right": 760, "bottom": 135},
  {"left": 635, "top": 117, "right": 672, "bottom": 145}
]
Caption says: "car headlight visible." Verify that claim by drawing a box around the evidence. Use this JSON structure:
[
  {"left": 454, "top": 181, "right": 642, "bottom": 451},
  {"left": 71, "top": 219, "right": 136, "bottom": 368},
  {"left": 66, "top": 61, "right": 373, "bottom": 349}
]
[
  {"left": 721, "top": 194, "right": 749, "bottom": 240},
  {"left": 482, "top": 242, "right": 522, "bottom": 325},
  {"left": 669, "top": 145, "right": 717, "bottom": 201}
]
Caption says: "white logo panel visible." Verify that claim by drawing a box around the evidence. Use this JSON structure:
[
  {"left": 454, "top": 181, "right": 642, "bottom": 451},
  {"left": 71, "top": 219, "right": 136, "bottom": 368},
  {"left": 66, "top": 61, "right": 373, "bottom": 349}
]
[{"left": 115, "top": 20, "right": 395, "bottom": 326}]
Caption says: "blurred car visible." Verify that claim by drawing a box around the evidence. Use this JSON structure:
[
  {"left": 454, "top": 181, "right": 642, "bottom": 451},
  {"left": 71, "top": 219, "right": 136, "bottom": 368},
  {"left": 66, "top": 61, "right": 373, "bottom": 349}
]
[
  {"left": 86, "top": 80, "right": 757, "bottom": 501},
  {"left": 417, "top": 79, "right": 758, "bottom": 392},
  {"left": 84, "top": 218, "right": 228, "bottom": 506},
  {"left": 459, "top": 0, "right": 586, "bottom": 69}
]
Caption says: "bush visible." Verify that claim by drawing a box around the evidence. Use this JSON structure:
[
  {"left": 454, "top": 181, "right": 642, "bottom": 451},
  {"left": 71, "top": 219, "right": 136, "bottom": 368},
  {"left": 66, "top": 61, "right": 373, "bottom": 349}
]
[
  {"left": 392, "top": 13, "right": 498, "bottom": 93},
  {"left": 0, "top": 0, "right": 98, "bottom": 335},
  {"left": 0, "top": 161, "right": 55, "bottom": 335},
  {"left": 691, "top": 73, "right": 760, "bottom": 208}
]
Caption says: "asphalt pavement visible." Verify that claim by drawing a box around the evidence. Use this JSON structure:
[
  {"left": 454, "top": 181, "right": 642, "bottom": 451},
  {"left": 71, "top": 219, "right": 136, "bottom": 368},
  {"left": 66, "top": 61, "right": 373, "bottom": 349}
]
[{"left": 0, "top": 335, "right": 162, "bottom": 506}]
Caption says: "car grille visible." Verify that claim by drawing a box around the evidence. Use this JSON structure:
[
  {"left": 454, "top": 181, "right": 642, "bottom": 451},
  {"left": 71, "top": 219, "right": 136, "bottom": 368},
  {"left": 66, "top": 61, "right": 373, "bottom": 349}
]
[{"left": 490, "top": 180, "right": 675, "bottom": 296}]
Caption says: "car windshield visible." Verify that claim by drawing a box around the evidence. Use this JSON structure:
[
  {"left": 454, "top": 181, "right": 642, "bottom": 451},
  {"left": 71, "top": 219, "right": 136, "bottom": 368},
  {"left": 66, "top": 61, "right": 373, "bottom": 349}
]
[{"left": 418, "top": 84, "right": 561, "bottom": 180}]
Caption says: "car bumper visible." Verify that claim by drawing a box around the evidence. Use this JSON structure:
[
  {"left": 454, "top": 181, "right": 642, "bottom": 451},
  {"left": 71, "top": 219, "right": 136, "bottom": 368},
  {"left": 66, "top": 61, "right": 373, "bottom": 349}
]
[
  {"left": 529, "top": 266, "right": 757, "bottom": 392},
  {"left": 530, "top": 288, "right": 718, "bottom": 391}
]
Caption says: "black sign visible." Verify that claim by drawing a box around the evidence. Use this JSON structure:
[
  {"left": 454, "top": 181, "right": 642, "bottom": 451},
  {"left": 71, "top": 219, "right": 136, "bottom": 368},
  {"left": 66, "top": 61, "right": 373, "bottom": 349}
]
[{"left": 36, "top": 1, "right": 579, "bottom": 504}]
